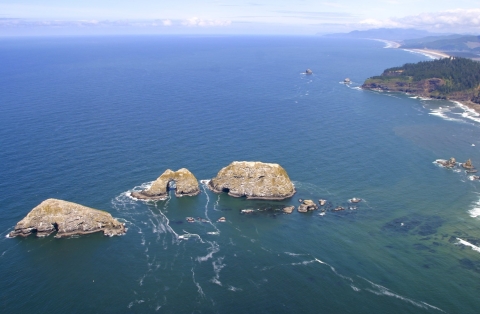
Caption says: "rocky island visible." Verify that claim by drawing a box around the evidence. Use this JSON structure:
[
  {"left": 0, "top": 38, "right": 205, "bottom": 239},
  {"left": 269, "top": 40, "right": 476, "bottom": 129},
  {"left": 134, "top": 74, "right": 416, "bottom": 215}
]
[
  {"left": 9, "top": 198, "right": 126, "bottom": 238},
  {"left": 362, "top": 57, "right": 480, "bottom": 112},
  {"left": 131, "top": 168, "right": 200, "bottom": 200},
  {"left": 207, "top": 161, "right": 295, "bottom": 200}
]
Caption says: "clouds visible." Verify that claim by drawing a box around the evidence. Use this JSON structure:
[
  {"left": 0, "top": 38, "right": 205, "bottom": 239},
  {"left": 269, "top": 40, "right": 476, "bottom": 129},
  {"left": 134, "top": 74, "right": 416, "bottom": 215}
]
[
  {"left": 181, "top": 17, "right": 231, "bottom": 27},
  {"left": 359, "top": 8, "right": 480, "bottom": 32},
  {"left": 0, "top": 17, "right": 232, "bottom": 29}
]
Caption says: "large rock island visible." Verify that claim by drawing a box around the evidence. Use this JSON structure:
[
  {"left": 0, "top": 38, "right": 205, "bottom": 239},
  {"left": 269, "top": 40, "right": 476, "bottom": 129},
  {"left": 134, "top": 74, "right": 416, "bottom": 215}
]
[
  {"left": 362, "top": 57, "right": 480, "bottom": 112},
  {"left": 9, "top": 198, "right": 126, "bottom": 238},
  {"left": 131, "top": 168, "right": 200, "bottom": 200},
  {"left": 207, "top": 161, "right": 295, "bottom": 200}
]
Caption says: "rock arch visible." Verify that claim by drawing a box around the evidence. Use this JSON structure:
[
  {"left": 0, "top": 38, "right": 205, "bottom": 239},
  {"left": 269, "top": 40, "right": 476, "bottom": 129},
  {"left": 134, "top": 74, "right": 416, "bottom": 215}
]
[{"left": 131, "top": 168, "right": 200, "bottom": 200}]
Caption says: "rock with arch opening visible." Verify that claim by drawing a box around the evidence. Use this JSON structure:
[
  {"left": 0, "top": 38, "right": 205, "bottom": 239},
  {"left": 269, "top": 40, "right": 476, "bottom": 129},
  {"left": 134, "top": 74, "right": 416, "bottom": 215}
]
[
  {"left": 131, "top": 168, "right": 200, "bottom": 200},
  {"left": 8, "top": 198, "right": 126, "bottom": 238},
  {"left": 207, "top": 161, "right": 295, "bottom": 200}
]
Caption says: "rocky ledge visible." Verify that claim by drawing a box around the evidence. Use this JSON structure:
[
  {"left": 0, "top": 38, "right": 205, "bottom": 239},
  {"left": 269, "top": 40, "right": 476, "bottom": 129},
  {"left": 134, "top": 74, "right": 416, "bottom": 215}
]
[
  {"left": 131, "top": 168, "right": 200, "bottom": 200},
  {"left": 207, "top": 161, "right": 295, "bottom": 200},
  {"left": 9, "top": 198, "right": 126, "bottom": 238}
]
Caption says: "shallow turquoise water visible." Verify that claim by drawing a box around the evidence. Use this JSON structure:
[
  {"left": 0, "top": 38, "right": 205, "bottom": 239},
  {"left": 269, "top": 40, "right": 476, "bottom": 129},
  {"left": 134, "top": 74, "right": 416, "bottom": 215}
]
[{"left": 1, "top": 36, "right": 480, "bottom": 313}]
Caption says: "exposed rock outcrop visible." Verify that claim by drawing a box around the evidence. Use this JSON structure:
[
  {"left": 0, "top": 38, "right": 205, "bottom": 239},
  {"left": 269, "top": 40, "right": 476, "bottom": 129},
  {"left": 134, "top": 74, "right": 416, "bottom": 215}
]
[
  {"left": 462, "top": 159, "right": 475, "bottom": 170},
  {"left": 8, "top": 198, "right": 126, "bottom": 238},
  {"left": 131, "top": 168, "right": 200, "bottom": 200},
  {"left": 438, "top": 157, "right": 457, "bottom": 168},
  {"left": 207, "top": 161, "right": 295, "bottom": 200},
  {"left": 283, "top": 206, "right": 295, "bottom": 214},
  {"left": 298, "top": 200, "right": 318, "bottom": 213}
]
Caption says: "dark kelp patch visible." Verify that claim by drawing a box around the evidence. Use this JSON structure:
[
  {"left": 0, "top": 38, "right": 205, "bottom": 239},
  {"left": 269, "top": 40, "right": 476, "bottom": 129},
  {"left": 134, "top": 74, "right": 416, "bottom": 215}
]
[
  {"left": 459, "top": 258, "right": 480, "bottom": 273},
  {"left": 382, "top": 215, "right": 444, "bottom": 236}
]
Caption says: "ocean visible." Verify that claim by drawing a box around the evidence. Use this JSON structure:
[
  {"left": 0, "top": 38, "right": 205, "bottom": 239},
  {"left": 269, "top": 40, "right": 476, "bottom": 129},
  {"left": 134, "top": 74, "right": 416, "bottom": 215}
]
[{"left": 1, "top": 35, "right": 480, "bottom": 313}]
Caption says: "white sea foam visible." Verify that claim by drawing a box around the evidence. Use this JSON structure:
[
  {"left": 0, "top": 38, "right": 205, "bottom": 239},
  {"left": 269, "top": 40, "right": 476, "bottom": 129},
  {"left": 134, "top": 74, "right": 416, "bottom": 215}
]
[
  {"left": 468, "top": 197, "right": 480, "bottom": 217},
  {"left": 351, "top": 284, "right": 361, "bottom": 292},
  {"left": 291, "top": 260, "right": 316, "bottom": 266},
  {"left": 284, "top": 252, "right": 306, "bottom": 256},
  {"left": 360, "top": 277, "right": 444, "bottom": 312},
  {"left": 451, "top": 101, "right": 480, "bottom": 124},
  {"left": 196, "top": 241, "right": 219, "bottom": 262},
  {"left": 178, "top": 231, "right": 204, "bottom": 242},
  {"left": 228, "top": 286, "right": 243, "bottom": 292},
  {"left": 200, "top": 179, "right": 211, "bottom": 185},
  {"left": 191, "top": 267, "right": 205, "bottom": 298},
  {"left": 200, "top": 183, "right": 221, "bottom": 234},
  {"left": 457, "top": 238, "right": 480, "bottom": 253},
  {"left": 210, "top": 256, "right": 226, "bottom": 286},
  {"left": 428, "top": 107, "right": 463, "bottom": 122}
]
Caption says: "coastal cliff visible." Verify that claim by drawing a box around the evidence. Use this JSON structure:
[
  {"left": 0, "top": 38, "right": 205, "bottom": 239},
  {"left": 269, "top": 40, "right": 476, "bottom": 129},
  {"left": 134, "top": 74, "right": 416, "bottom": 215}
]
[
  {"left": 131, "top": 168, "right": 200, "bottom": 200},
  {"left": 362, "top": 57, "right": 480, "bottom": 112},
  {"left": 207, "top": 161, "right": 295, "bottom": 200},
  {"left": 9, "top": 198, "right": 126, "bottom": 238}
]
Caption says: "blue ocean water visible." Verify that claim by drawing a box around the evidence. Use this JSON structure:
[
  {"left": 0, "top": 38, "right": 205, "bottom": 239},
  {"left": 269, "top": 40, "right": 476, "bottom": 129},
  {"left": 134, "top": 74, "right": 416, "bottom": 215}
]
[{"left": 1, "top": 36, "right": 480, "bottom": 313}]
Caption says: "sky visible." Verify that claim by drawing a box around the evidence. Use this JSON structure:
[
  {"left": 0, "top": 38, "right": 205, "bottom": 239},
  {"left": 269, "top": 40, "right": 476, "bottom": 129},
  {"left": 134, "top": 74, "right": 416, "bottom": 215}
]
[{"left": 1, "top": 0, "right": 480, "bottom": 36}]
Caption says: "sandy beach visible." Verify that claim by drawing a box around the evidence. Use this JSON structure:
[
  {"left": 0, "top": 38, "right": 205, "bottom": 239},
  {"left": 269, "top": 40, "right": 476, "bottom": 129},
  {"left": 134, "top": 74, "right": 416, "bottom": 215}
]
[
  {"left": 402, "top": 48, "right": 451, "bottom": 59},
  {"left": 371, "top": 39, "right": 451, "bottom": 59}
]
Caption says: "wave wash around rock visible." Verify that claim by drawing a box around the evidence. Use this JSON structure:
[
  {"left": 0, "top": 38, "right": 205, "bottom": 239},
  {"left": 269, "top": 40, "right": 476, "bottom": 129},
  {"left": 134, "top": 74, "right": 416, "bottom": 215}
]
[
  {"left": 9, "top": 198, "right": 126, "bottom": 238},
  {"left": 207, "top": 161, "right": 295, "bottom": 200},
  {"left": 131, "top": 168, "right": 200, "bottom": 200}
]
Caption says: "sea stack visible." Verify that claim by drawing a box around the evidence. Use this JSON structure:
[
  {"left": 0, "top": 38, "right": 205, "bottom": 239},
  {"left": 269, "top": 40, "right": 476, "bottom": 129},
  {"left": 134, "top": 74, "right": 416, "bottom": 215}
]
[
  {"left": 462, "top": 159, "right": 475, "bottom": 170},
  {"left": 8, "top": 198, "right": 126, "bottom": 238},
  {"left": 131, "top": 168, "right": 200, "bottom": 200},
  {"left": 207, "top": 161, "right": 295, "bottom": 200}
]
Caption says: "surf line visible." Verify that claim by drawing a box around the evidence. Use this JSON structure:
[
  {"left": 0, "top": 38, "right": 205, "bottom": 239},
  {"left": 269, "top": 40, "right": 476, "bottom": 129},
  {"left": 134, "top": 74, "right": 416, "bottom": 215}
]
[{"left": 457, "top": 238, "right": 480, "bottom": 253}]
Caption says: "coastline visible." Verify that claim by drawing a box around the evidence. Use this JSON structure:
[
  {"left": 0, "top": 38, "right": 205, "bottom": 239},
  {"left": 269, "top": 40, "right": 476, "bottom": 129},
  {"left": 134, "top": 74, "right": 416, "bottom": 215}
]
[
  {"left": 402, "top": 48, "right": 451, "bottom": 60},
  {"left": 365, "top": 40, "right": 480, "bottom": 113},
  {"left": 371, "top": 38, "right": 451, "bottom": 59}
]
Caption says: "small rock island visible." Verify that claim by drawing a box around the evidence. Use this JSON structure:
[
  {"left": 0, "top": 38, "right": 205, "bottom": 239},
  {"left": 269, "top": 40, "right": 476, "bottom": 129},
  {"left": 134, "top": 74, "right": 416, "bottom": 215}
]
[
  {"left": 207, "top": 161, "right": 295, "bottom": 200},
  {"left": 298, "top": 200, "right": 318, "bottom": 213},
  {"left": 9, "top": 198, "right": 126, "bottom": 238},
  {"left": 131, "top": 168, "right": 200, "bottom": 200}
]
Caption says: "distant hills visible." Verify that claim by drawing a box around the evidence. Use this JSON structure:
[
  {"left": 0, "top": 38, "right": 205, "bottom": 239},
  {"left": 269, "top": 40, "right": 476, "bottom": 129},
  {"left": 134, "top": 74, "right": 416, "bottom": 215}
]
[
  {"left": 324, "top": 28, "right": 480, "bottom": 59},
  {"left": 322, "top": 28, "right": 434, "bottom": 41}
]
